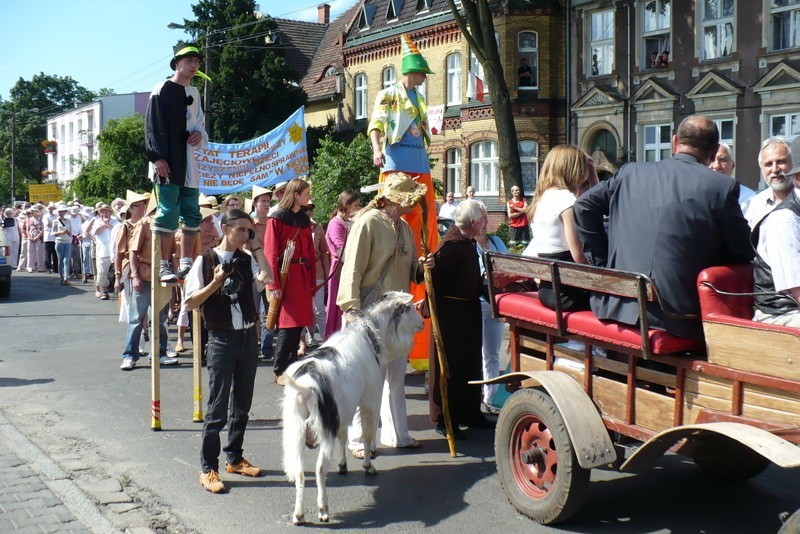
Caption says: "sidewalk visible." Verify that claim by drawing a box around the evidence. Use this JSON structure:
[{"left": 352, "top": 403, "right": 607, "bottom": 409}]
[{"left": 0, "top": 412, "right": 117, "bottom": 533}]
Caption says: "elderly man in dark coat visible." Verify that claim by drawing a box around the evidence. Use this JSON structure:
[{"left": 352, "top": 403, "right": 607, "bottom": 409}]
[
  {"left": 573, "top": 115, "right": 754, "bottom": 340},
  {"left": 430, "top": 200, "right": 492, "bottom": 439}
]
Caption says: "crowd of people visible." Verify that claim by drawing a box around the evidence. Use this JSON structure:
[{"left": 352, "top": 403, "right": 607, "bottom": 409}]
[{"left": 14, "top": 31, "right": 797, "bottom": 501}]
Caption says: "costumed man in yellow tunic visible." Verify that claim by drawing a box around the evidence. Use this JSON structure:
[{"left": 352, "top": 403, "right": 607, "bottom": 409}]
[{"left": 368, "top": 33, "right": 439, "bottom": 370}]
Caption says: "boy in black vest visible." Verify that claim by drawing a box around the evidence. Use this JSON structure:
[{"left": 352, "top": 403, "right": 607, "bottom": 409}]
[{"left": 184, "top": 209, "right": 272, "bottom": 493}]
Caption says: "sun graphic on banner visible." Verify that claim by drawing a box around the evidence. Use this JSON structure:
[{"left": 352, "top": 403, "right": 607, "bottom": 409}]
[{"left": 288, "top": 122, "right": 303, "bottom": 144}]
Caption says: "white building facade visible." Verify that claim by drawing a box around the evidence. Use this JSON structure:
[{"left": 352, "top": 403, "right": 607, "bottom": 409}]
[{"left": 45, "top": 92, "right": 149, "bottom": 185}]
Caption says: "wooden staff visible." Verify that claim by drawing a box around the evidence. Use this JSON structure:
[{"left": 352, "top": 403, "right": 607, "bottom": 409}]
[
  {"left": 420, "top": 200, "right": 457, "bottom": 457},
  {"left": 265, "top": 239, "right": 295, "bottom": 330}
]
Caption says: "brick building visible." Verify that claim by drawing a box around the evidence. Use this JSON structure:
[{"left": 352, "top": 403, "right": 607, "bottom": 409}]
[
  {"left": 299, "top": 0, "right": 567, "bottom": 227},
  {"left": 568, "top": 0, "right": 800, "bottom": 190}
]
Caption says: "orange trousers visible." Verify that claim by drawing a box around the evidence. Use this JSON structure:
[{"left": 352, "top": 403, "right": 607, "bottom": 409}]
[{"left": 380, "top": 171, "right": 439, "bottom": 370}]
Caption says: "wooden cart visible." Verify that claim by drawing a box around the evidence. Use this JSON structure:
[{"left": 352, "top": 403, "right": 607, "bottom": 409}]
[{"left": 475, "top": 252, "right": 800, "bottom": 524}]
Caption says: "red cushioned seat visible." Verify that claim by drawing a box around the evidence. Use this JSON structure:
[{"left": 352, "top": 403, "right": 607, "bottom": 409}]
[{"left": 496, "top": 292, "right": 703, "bottom": 355}]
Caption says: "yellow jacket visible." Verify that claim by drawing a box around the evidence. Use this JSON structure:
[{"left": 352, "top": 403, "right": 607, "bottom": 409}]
[{"left": 368, "top": 82, "right": 431, "bottom": 148}]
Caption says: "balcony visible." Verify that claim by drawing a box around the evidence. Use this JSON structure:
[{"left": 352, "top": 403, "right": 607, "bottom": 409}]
[{"left": 79, "top": 131, "right": 94, "bottom": 146}]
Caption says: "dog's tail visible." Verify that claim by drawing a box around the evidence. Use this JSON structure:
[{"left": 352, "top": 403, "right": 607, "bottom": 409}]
[{"left": 281, "top": 374, "right": 315, "bottom": 483}]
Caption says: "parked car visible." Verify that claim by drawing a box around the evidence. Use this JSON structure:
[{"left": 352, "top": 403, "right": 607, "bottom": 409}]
[
  {"left": 0, "top": 229, "right": 11, "bottom": 297},
  {"left": 437, "top": 217, "right": 454, "bottom": 236}
]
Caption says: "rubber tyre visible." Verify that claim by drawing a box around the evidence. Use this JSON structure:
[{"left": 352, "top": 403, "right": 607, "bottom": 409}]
[
  {"left": 692, "top": 433, "right": 771, "bottom": 482},
  {"left": 495, "top": 388, "right": 590, "bottom": 525},
  {"left": 0, "top": 279, "right": 9, "bottom": 298}
]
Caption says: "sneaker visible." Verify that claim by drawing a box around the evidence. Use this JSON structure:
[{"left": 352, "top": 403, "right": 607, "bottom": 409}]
[
  {"left": 176, "top": 263, "right": 192, "bottom": 281},
  {"left": 100, "top": 292, "right": 109, "bottom": 300},
  {"left": 160, "top": 264, "right": 178, "bottom": 283},
  {"left": 167, "top": 346, "right": 178, "bottom": 358},
  {"left": 225, "top": 458, "right": 263, "bottom": 477},
  {"left": 120, "top": 357, "right": 135, "bottom": 371},
  {"left": 159, "top": 355, "right": 179, "bottom": 366},
  {"left": 199, "top": 470, "right": 226, "bottom": 493}
]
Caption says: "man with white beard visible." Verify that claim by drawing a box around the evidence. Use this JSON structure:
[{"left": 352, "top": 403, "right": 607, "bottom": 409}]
[{"left": 744, "top": 138, "right": 798, "bottom": 229}]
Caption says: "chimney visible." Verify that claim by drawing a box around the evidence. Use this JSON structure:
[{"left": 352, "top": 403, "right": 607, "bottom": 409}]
[{"left": 318, "top": 3, "right": 331, "bottom": 25}]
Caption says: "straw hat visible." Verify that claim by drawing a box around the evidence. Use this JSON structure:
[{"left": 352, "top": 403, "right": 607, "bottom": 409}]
[
  {"left": 125, "top": 190, "right": 150, "bottom": 206},
  {"left": 369, "top": 172, "right": 427, "bottom": 208},
  {"left": 95, "top": 203, "right": 113, "bottom": 215},
  {"left": 222, "top": 194, "right": 244, "bottom": 209},
  {"left": 252, "top": 184, "right": 273, "bottom": 202},
  {"left": 144, "top": 194, "right": 158, "bottom": 216},
  {"left": 200, "top": 206, "right": 218, "bottom": 220},
  {"left": 199, "top": 193, "right": 219, "bottom": 209}
]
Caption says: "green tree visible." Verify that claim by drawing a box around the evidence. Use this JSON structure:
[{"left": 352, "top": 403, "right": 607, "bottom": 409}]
[
  {"left": 179, "top": 0, "right": 307, "bottom": 143},
  {"left": 71, "top": 114, "right": 150, "bottom": 201},
  {"left": 309, "top": 134, "right": 377, "bottom": 221},
  {"left": 446, "top": 0, "right": 523, "bottom": 196},
  {"left": 0, "top": 74, "right": 97, "bottom": 202}
]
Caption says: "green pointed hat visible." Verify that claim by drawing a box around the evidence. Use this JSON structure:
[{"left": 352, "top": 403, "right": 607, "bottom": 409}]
[{"left": 400, "top": 34, "right": 434, "bottom": 75}]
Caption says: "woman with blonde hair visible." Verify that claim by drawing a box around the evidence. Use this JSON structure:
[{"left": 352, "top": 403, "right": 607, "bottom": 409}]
[
  {"left": 523, "top": 144, "right": 598, "bottom": 311},
  {"left": 264, "top": 178, "right": 315, "bottom": 383}
]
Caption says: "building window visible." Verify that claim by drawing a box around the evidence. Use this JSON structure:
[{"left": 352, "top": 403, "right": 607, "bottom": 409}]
[
  {"left": 60, "top": 125, "right": 65, "bottom": 144},
  {"left": 69, "top": 123, "right": 74, "bottom": 141},
  {"left": 713, "top": 117, "right": 735, "bottom": 150},
  {"left": 470, "top": 140, "right": 499, "bottom": 194},
  {"left": 769, "top": 112, "right": 800, "bottom": 140},
  {"left": 416, "top": 0, "right": 432, "bottom": 12},
  {"left": 588, "top": 10, "right": 614, "bottom": 77},
  {"left": 382, "top": 66, "right": 396, "bottom": 89},
  {"left": 771, "top": 0, "right": 800, "bottom": 51},
  {"left": 702, "top": 0, "right": 734, "bottom": 60},
  {"left": 519, "top": 141, "right": 538, "bottom": 193},
  {"left": 354, "top": 73, "right": 368, "bottom": 120},
  {"left": 517, "top": 32, "right": 538, "bottom": 88},
  {"left": 446, "top": 53, "right": 461, "bottom": 106},
  {"left": 387, "top": 0, "right": 402, "bottom": 21},
  {"left": 642, "top": 123, "right": 672, "bottom": 162},
  {"left": 642, "top": 0, "right": 671, "bottom": 69},
  {"left": 50, "top": 124, "right": 57, "bottom": 139},
  {"left": 446, "top": 148, "right": 462, "bottom": 195}
]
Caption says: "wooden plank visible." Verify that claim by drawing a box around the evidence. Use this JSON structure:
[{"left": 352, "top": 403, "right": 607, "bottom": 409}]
[
  {"left": 634, "top": 387, "right": 675, "bottom": 432},
  {"left": 704, "top": 321, "right": 800, "bottom": 380},
  {"left": 741, "top": 403, "right": 800, "bottom": 427},
  {"left": 743, "top": 383, "right": 800, "bottom": 414},
  {"left": 492, "top": 254, "right": 654, "bottom": 300},
  {"left": 591, "top": 375, "right": 628, "bottom": 421}
]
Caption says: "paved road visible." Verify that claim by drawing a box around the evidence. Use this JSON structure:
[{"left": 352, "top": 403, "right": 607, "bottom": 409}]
[{"left": 1, "top": 271, "right": 799, "bottom": 533}]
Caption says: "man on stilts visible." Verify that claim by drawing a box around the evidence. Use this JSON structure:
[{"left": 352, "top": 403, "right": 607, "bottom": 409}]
[
  {"left": 368, "top": 33, "right": 439, "bottom": 373},
  {"left": 145, "top": 42, "right": 210, "bottom": 282}
]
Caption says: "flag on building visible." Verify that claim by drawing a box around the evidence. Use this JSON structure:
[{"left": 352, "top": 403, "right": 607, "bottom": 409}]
[{"left": 467, "top": 69, "right": 486, "bottom": 102}]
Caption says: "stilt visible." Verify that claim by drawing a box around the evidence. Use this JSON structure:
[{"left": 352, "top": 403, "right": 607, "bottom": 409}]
[{"left": 192, "top": 309, "right": 203, "bottom": 423}]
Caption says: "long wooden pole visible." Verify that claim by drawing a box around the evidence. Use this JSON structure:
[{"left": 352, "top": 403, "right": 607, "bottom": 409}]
[
  {"left": 192, "top": 308, "right": 203, "bottom": 423},
  {"left": 150, "top": 230, "right": 162, "bottom": 431},
  {"left": 420, "top": 201, "right": 456, "bottom": 457}
]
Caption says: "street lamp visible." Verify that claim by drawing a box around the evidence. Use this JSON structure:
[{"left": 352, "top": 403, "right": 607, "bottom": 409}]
[{"left": 10, "top": 107, "right": 39, "bottom": 205}]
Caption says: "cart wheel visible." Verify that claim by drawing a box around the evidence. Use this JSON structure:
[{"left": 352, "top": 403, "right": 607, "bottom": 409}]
[
  {"left": 495, "top": 388, "right": 589, "bottom": 525},
  {"left": 692, "top": 433, "right": 771, "bottom": 482}
]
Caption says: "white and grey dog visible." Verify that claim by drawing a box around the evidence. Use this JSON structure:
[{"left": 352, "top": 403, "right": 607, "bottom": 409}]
[{"left": 281, "top": 291, "right": 424, "bottom": 525}]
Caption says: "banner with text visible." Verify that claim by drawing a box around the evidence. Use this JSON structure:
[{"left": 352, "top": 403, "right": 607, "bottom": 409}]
[{"left": 195, "top": 107, "right": 308, "bottom": 195}]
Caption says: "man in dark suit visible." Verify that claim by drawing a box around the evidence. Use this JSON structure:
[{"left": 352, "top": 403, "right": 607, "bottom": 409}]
[{"left": 573, "top": 115, "right": 754, "bottom": 340}]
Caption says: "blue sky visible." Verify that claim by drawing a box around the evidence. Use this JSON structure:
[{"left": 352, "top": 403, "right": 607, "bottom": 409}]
[{"left": 0, "top": 0, "right": 355, "bottom": 101}]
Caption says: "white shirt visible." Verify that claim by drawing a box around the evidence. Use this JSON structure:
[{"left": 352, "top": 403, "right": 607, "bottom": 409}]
[
  {"left": 91, "top": 218, "right": 114, "bottom": 258},
  {"left": 184, "top": 248, "right": 261, "bottom": 330},
  {"left": 438, "top": 201, "right": 459, "bottom": 220},
  {"left": 756, "top": 208, "right": 800, "bottom": 293},
  {"left": 745, "top": 188, "right": 781, "bottom": 229},
  {"left": 524, "top": 188, "right": 576, "bottom": 256},
  {"left": 43, "top": 212, "right": 57, "bottom": 241}
]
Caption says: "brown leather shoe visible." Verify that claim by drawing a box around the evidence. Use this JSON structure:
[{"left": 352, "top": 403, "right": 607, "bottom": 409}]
[
  {"left": 225, "top": 458, "right": 263, "bottom": 477},
  {"left": 199, "top": 470, "right": 226, "bottom": 493}
]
